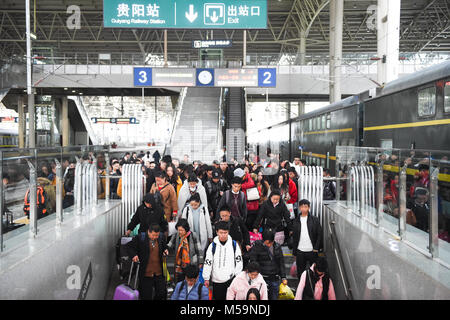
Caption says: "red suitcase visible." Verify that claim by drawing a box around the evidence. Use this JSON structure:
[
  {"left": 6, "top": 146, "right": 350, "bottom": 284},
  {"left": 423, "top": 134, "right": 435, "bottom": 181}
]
[{"left": 113, "top": 261, "right": 140, "bottom": 300}]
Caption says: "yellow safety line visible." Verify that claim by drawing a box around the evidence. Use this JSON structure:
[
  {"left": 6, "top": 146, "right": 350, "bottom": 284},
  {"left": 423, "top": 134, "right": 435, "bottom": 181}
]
[
  {"left": 364, "top": 119, "right": 450, "bottom": 131},
  {"left": 14, "top": 217, "right": 29, "bottom": 225},
  {"left": 304, "top": 128, "right": 353, "bottom": 135},
  {"left": 301, "top": 153, "right": 450, "bottom": 183}
]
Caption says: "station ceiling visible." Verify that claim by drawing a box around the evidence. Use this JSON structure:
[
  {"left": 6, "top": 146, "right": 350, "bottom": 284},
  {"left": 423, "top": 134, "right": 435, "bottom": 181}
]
[{"left": 0, "top": 0, "right": 449, "bottom": 64}]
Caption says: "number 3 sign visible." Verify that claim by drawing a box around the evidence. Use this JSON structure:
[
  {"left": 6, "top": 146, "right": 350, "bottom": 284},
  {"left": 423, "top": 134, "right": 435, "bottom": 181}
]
[
  {"left": 258, "top": 68, "right": 276, "bottom": 87},
  {"left": 134, "top": 67, "right": 152, "bottom": 86}
]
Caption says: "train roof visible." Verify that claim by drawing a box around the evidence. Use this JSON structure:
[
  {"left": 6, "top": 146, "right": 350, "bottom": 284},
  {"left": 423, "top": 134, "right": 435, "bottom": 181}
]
[
  {"left": 381, "top": 60, "right": 450, "bottom": 95},
  {"left": 295, "top": 95, "right": 360, "bottom": 121}
]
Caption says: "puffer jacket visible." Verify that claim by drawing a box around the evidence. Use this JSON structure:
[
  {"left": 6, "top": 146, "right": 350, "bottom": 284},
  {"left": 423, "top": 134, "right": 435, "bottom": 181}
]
[
  {"left": 248, "top": 240, "right": 286, "bottom": 280},
  {"left": 253, "top": 199, "right": 292, "bottom": 233},
  {"left": 171, "top": 279, "right": 210, "bottom": 300},
  {"left": 126, "top": 196, "right": 168, "bottom": 234},
  {"left": 226, "top": 271, "right": 268, "bottom": 300}
]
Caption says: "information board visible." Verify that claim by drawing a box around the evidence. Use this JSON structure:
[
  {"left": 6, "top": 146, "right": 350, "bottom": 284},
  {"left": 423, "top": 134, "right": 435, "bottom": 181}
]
[
  {"left": 133, "top": 67, "right": 276, "bottom": 87},
  {"left": 103, "top": 0, "right": 267, "bottom": 29}
]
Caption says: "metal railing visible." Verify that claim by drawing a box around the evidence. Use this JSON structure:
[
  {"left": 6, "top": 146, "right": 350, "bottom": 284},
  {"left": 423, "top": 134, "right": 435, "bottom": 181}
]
[
  {"left": 0, "top": 144, "right": 158, "bottom": 253},
  {"left": 298, "top": 166, "right": 324, "bottom": 224},
  {"left": 121, "top": 164, "right": 145, "bottom": 235},
  {"left": 336, "top": 146, "right": 450, "bottom": 266}
]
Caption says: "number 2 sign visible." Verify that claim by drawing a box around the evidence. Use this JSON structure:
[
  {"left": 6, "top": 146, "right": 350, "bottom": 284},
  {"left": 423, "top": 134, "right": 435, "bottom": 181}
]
[
  {"left": 134, "top": 67, "right": 152, "bottom": 86},
  {"left": 258, "top": 68, "right": 276, "bottom": 87}
]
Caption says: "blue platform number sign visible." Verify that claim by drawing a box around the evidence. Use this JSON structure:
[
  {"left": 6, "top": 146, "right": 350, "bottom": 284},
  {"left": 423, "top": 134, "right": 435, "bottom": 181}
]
[
  {"left": 258, "top": 68, "right": 276, "bottom": 87},
  {"left": 134, "top": 67, "right": 152, "bottom": 86}
]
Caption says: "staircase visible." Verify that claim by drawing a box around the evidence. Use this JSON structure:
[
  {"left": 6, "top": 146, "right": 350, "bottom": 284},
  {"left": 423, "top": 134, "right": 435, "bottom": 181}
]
[{"left": 170, "top": 87, "right": 222, "bottom": 163}]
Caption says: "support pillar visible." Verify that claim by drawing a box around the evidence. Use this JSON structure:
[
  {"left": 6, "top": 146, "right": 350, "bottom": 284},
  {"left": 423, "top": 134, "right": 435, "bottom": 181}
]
[
  {"left": 243, "top": 30, "right": 247, "bottom": 67},
  {"left": 298, "top": 29, "right": 306, "bottom": 64},
  {"left": 62, "top": 97, "right": 69, "bottom": 147},
  {"left": 377, "top": 0, "right": 401, "bottom": 85},
  {"left": 329, "top": 0, "right": 343, "bottom": 104},
  {"left": 18, "top": 96, "right": 25, "bottom": 148}
]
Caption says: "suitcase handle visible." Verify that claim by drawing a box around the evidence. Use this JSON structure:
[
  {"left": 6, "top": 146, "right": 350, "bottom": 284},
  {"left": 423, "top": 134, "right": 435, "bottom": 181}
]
[{"left": 128, "top": 261, "right": 140, "bottom": 290}]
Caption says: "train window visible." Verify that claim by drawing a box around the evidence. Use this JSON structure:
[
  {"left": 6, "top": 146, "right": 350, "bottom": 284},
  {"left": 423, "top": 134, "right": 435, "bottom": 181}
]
[
  {"left": 445, "top": 82, "right": 450, "bottom": 113},
  {"left": 418, "top": 86, "right": 436, "bottom": 117},
  {"left": 326, "top": 114, "right": 331, "bottom": 129},
  {"left": 317, "top": 117, "right": 321, "bottom": 130},
  {"left": 309, "top": 119, "right": 312, "bottom": 131},
  {"left": 322, "top": 115, "right": 326, "bottom": 130}
]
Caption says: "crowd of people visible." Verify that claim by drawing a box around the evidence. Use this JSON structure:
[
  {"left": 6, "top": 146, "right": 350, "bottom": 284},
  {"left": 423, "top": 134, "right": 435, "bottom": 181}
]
[
  {"left": 1, "top": 148, "right": 449, "bottom": 300},
  {"left": 116, "top": 151, "right": 336, "bottom": 301}
]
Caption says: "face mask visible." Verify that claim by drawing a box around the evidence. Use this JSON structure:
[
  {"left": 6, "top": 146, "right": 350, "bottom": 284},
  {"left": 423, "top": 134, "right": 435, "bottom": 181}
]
[{"left": 189, "top": 186, "right": 197, "bottom": 192}]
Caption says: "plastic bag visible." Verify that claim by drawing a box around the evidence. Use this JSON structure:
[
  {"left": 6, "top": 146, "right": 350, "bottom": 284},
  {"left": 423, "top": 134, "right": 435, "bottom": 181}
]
[
  {"left": 249, "top": 231, "right": 262, "bottom": 244},
  {"left": 278, "top": 283, "right": 295, "bottom": 300},
  {"left": 162, "top": 258, "right": 171, "bottom": 283},
  {"left": 290, "top": 261, "right": 297, "bottom": 278}
]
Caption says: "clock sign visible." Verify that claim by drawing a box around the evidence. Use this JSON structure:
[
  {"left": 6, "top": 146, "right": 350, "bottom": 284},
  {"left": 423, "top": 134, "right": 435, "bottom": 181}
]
[{"left": 196, "top": 68, "right": 214, "bottom": 86}]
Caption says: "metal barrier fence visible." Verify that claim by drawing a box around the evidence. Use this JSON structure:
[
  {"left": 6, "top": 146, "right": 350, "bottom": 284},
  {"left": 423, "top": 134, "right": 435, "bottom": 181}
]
[
  {"left": 298, "top": 166, "right": 324, "bottom": 224},
  {"left": 348, "top": 166, "right": 376, "bottom": 216},
  {"left": 74, "top": 161, "right": 98, "bottom": 215},
  {"left": 121, "top": 164, "right": 145, "bottom": 235}
]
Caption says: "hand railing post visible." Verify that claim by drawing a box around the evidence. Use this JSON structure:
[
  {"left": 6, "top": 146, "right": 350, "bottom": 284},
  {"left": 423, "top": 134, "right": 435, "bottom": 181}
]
[
  {"left": 27, "top": 160, "right": 38, "bottom": 238},
  {"left": 398, "top": 163, "right": 407, "bottom": 239},
  {"left": 429, "top": 167, "right": 439, "bottom": 258},
  {"left": 55, "top": 158, "right": 63, "bottom": 224},
  {"left": 0, "top": 151, "right": 3, "bottom": 251},
  {"left": 105, "top": 152, "right": 110, "bottom": 201},
  {"left": 376, "top": 161, "right": 384, "bottom": 225}
]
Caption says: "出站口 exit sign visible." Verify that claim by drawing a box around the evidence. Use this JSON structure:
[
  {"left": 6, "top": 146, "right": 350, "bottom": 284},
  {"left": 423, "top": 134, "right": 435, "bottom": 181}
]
[{"left": 103, "top": 0, "right": 267, "bottom": 29}]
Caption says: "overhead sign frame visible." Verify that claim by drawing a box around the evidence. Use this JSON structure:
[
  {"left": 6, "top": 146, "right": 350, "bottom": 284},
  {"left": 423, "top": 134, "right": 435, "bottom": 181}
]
[{"left": 103, "top": 0, "right": 268, "bottom": 29}]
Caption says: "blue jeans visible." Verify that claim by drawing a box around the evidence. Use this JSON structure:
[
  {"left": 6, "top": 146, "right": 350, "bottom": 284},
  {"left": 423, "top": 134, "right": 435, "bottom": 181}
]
[{"left": 264, "top": 278, "right": 281, "bottom": 300}]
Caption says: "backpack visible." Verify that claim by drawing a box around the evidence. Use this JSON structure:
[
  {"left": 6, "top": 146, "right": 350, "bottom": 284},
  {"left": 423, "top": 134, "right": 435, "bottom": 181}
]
[
  {"left": 211, "top": 239, "right": 238, "bottom": 267},
  {"left": 178, "top": 280, "right": 205, "bottom": 299},
  {"left": 24, "top": 186, "right": 48, "bottom": 218},
  {"left": 185, "top": 206, "right": 208, "bottom": 222},
  {"left": 153, "top": 183, "right": 169, "bottom": 206},
  {"left": 323, "top": 181, "right": 336, "bottom": 200}
]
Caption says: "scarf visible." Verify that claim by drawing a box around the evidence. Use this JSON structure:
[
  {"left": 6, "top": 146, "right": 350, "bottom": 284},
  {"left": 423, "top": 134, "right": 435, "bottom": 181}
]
[{"left": 175, "top": 231, "right": 191, "bottom": 274}]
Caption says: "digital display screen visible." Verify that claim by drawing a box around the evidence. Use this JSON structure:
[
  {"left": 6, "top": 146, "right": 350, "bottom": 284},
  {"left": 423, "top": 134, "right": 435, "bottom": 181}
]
[{"left": 214, "top": 69, "right": 258, "bottom": 87}]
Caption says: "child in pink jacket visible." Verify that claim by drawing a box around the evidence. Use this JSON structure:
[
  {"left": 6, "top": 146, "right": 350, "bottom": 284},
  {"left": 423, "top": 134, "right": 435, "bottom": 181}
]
[{"left": 226, "top": 262, "right": 268, "bottom": 300}]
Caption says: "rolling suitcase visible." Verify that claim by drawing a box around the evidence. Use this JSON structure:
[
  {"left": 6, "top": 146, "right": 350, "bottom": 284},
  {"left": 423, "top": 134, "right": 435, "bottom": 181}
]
[
  {"left": 116, "top": 236, "right": 133, "bottom": 279},
  {"left": 113, "top": 261, "right": 140, "bottom": 300}
]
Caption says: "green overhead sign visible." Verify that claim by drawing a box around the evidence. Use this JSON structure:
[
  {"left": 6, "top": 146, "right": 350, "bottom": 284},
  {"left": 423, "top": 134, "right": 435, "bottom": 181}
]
[{"left": 103, "top": 0, "right": 267, "bottom": 29}]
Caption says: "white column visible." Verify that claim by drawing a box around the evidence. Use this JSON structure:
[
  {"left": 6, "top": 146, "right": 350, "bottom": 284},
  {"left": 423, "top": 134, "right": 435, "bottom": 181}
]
[
  {"left": 18, "top": 96, "right": 25, "bottom": 148},
  {"left": 298, "top": 29, "right": 306, "bottom": 64},
  {"left": 377, "top": 0, "right": 401, "bottom": 85},
  {"left": 329, "top": 0, "right": 343, "bottom": 104},
  {"left": 26, "top": 0, "right": 35, "bottom": 148},
  {"left": 62, "top": 97, "right": 69, "bottom": 147}
]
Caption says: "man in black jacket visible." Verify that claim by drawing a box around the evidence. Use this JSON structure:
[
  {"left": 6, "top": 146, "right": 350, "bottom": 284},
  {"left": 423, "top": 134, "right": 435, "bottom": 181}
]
[
  {"left": 215, "top": 206, "right": 251, "bottom": 253},
  {"left": 289, "top": 199, "right": 322, "bottom": 278},
  {"left": 205, "top": 169, "right": 229, "bottom": 217},
  {"left": 215, "top": 176, "right": 247, "bottom": 222},
  {"left": 125, "top": 193, "right": 168, "bottom": 237},
  {"left": 248, "top": 229, "right": 287, "bottom": 300},
  {"left": 127, "top": 224, "right": 169, "bottom": 300}
]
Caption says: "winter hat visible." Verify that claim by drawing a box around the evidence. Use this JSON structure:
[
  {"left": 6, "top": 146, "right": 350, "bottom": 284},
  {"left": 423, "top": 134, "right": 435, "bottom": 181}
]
[
  {"left": 212, "top": 169, "right": 221, "bottom": 179},
  {"left": 234, "top": 168, "right": 245, "bottom": 178}
]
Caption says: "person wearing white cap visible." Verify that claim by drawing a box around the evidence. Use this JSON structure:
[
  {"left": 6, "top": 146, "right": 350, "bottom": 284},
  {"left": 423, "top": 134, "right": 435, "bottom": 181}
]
[{"left": 234, "top": 167, "right": 260, "bottom": 230}]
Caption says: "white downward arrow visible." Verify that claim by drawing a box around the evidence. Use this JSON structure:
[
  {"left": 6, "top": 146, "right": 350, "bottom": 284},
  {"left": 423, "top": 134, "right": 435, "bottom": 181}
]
[
  {"left": 210, "top": 11, "right": 219, "bottom": 23},
  {"left": 185, "top": 5, "right": 198, "bottom": 23}
]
